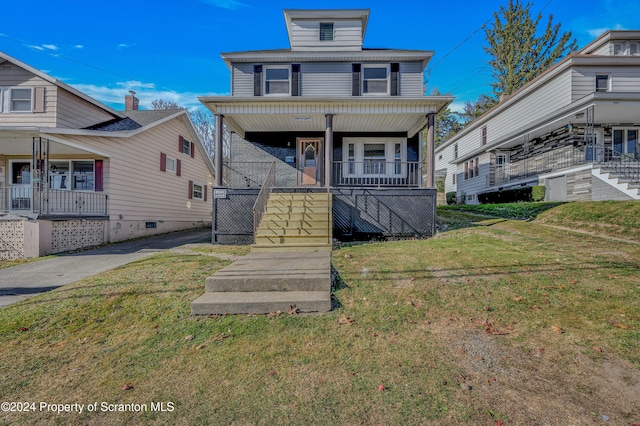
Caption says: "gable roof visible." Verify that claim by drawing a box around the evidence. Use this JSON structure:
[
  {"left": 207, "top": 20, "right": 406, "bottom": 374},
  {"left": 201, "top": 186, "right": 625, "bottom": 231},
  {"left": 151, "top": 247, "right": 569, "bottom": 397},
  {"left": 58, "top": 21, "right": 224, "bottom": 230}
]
[{"left": 0, "top": 51, "right": 123, "bottom": 119}]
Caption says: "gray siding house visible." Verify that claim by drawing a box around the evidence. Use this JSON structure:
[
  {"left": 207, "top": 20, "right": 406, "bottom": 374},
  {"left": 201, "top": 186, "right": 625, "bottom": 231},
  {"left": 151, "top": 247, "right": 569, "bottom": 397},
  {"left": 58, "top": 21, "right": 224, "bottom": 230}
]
[
  {"left": 436, "top": 30, "right": 640, "bottom": 204},
  {"left": 0, "top": 52, "right": 214, "bottom": 259},
  {"left": 200, "top": 9, "right": 452, "bottom": 243}
]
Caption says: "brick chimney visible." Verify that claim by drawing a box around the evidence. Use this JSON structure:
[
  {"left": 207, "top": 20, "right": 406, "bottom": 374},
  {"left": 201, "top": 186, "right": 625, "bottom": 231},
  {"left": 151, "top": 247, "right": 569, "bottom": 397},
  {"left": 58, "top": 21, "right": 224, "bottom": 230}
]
[{"left": 125, "top": 90, "right": 139, "bottom": 110}]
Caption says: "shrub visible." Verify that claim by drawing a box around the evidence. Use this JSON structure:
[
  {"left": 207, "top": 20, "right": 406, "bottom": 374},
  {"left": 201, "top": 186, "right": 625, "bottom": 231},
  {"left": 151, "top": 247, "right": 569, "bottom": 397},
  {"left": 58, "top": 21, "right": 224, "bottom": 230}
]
[
  {"left": 532, "top": 185, "right": 546, "bottom": 202},
  {"left": 446, "top": 192, "right": 457, "bottom": 205}
]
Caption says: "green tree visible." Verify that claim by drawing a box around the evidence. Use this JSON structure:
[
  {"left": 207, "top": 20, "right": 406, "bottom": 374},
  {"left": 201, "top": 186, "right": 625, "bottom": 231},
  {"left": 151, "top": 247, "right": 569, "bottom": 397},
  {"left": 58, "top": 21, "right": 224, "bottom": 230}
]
[{"left": 484, "top": 0, "right": 578, "bottom": 99}]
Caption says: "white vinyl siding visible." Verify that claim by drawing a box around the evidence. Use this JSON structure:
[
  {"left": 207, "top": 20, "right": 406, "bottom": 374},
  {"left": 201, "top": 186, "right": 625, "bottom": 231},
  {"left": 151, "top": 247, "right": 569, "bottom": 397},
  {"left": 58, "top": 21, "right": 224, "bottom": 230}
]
[
  {"left": 231, "top": 63, "right": 255, "bottom": 97},
  {"left": 572, "top": 66, "right": 640, "bottom": 100},
  {"left": 0, "top": 63, "right": 56, "bottom": 126},
  {"left": 230, "top": 61, "right": 425, "bottom": 98},
  {"left": 55, "top": 88, "right": 115, "bottom": 128},
  {"left": 455, "top": 152, "right": 491, "bottom": 204},
  {"left": 263, "top": 66, "right": 290, "bottom": 96},
  {"left": 290, "top": 19, "right": 363, "bottom": 51}
]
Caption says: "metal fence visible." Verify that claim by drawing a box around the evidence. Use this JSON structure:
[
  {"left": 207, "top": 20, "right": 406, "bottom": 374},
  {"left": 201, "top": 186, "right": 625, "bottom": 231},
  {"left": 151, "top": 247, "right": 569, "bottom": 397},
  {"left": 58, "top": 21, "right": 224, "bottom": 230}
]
[{"left": 1, "top": 186, "right": 108, "bottom": 216}]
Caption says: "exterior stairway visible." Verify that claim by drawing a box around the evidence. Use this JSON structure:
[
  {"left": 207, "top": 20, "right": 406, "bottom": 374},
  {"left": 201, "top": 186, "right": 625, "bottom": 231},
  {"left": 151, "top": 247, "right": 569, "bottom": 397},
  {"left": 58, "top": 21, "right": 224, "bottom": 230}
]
[
  {"left": 191, "top": 190, "right": 333, "bottom": 315},
  {"left": 253, "top": 192, "right": 332, "bottom": 252},
  {"left": 592, "top": 165, "right": 640, "bottom": 200}
]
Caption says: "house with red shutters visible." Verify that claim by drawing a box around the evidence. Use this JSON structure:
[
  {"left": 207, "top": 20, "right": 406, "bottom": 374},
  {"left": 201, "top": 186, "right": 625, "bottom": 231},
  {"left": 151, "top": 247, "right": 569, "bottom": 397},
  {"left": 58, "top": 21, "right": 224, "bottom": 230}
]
[{"left": 0, "top": 51, "right": 214, "bottom": 259}]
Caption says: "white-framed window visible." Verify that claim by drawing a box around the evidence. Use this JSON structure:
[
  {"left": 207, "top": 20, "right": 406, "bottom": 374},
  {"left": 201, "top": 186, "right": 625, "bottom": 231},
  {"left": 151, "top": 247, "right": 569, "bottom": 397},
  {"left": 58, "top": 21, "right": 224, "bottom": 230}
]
[
  {"left": 192, "top": 182, "right": 204, "bottom": 200},
  {"left": 264, "top": 66, "right": 290, "bottom": 96},
  {"left": 342, "top": 137, "right": 406, "bottom": 177},
  {"left": 48, "top": 160, "right": 95, "bottom": 191},
  {"left": 319, "top": 22, "right": 334, "bottom": 41},
  {"left": 166, "top": 156, "right": 177, "bottom": 173},
  {"left": 481, "top": 126, "right": 487, "bottom": 145},
  {"left": 362, "top": 64, "right": 390, "bottom": 95},
  {"left": 595, "top": 74, "right": 610, "bottom": 92},
  {"left": 454, "top": 143, "right": 458, "bottom": 159},
  {"left": 9, "top": 87, "right": 32, "bottom": 112}
]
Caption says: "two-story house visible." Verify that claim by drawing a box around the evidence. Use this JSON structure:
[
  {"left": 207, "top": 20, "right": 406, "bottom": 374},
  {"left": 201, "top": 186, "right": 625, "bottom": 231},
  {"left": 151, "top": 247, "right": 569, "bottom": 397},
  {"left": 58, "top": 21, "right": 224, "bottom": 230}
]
[
  {"left": 200, "top": 9, "right": 453, "bottom": 245},
  {"left": 436, "top": 30, "right": 640, "bottom": 204},
  {"left": 0, "top": 52, "right": 215, "bottom": 260}
]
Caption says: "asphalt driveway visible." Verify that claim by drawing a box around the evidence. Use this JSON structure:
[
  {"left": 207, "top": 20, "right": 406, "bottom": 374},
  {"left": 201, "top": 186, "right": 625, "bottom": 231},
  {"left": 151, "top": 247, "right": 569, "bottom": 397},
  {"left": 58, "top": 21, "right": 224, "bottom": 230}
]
[{"left": 0, "top": 228, "right": 212, "bottom": 308}]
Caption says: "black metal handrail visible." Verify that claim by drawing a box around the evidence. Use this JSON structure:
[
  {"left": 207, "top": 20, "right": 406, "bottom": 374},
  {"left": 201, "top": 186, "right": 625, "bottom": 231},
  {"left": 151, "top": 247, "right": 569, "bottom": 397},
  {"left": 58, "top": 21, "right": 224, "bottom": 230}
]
[{"left": 252, "top": 162, "right": 276, "bottom": 241}]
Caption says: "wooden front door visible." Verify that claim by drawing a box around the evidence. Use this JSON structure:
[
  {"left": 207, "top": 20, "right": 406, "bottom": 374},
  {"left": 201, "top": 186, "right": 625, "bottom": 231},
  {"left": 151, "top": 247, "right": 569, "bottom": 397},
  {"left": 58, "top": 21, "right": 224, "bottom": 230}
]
[{"left": 297, "top": 138, "right": 323, "bottom": 186}]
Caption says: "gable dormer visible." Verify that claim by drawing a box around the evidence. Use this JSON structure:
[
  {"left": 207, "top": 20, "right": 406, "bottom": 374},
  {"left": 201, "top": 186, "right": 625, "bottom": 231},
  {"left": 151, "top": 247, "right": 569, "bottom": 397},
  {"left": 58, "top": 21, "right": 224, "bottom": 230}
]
[{"left": 284, "top": 9, "right": 369, "bottom": 52}]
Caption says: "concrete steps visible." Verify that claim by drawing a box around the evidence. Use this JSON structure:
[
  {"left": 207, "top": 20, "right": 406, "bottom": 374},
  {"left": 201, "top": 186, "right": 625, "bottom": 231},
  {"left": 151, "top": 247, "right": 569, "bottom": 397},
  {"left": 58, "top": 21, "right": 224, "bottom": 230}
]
[
  {"left": 191, "top": 251, "right": 332, "bottom": 315},
  {"left": 592, "top": 166, "right": 640, "bottom": 200}
]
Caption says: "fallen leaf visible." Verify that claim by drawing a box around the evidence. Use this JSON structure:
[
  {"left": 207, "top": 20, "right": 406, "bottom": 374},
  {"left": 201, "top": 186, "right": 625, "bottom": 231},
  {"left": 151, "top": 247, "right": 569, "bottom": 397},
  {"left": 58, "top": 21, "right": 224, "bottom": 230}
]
[
  {"left": 614, "top": 323, "right": 630, "bottom": 329},
  {"left": 184, "top": 335, "right": 194, "bottom": 341},
  {"left": 338, "top": 316, "right": 354, "bottom": 325},
  {"left": 19, "top": 327, "right": 29, "bottom": 332},
  {"left": 378, "top": 384, "right": 385, "bottom": 391},
  {"left": 288, "top": 305, "right": 299, "bottom": 315},
  {"left": 269, "top": 370, "right": 276, "bottom": 376},
  {"left": 122, "top": 383, "right": 133, "bottom": 390},
  {"left": 594, "top": 347, "right": 603, "bottom": 353},
  {"left": 513, "top": 296, "right": 524, "bottom": 302},
  {"left": 551, "top": 325, "right": 564, "bottom": 334}
]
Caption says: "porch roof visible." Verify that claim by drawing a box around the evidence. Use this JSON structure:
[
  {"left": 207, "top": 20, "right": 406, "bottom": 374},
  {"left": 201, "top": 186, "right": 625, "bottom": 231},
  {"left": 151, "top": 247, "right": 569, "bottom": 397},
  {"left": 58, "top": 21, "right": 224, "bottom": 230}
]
[
  {"left": 199, "top": 96, "right": 453, "bottom": 138},
  {"left": 0, "top": 129, "right": 108, "bottom": 157}
]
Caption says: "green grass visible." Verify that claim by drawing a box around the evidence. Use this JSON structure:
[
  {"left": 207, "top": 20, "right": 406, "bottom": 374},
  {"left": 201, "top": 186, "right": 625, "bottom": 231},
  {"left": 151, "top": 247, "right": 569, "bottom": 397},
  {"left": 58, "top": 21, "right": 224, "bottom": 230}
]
[
  {"left": 0, "top": 207, "right": 639, "bottom": 424},
  {"left": 439, "top": 201, "right": 565, "bottom": 220}
]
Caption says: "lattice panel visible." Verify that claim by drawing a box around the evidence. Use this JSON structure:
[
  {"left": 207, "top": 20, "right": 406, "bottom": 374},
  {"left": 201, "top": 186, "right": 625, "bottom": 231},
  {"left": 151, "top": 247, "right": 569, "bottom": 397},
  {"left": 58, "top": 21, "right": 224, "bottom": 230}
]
[
  {"left": 50, "top": 220, "right": 105, "bottom": 254},
  {"left": 0, "top": 220, "right": 25, "bottom": 260},
  {"left": 213, "top": 190, "right": 258, "bottom": 245}
]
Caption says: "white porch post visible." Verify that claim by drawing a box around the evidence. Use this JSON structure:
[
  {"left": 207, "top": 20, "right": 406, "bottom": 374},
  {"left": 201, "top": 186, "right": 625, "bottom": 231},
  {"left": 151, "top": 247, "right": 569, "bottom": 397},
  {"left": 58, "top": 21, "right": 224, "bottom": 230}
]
[
  {"left": 425, "top": 113, "right": 436, "bottom": 188},
  {"left": 215, "top": 114, "right": 224, "bottom": 187},
  {"left": 325, "top": 114, "right": 333, "bottom": 187}
]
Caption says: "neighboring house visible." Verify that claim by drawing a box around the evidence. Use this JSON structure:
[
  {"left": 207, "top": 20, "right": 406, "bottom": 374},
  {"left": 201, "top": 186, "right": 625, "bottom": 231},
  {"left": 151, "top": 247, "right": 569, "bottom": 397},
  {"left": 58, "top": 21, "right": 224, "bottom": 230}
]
[
  {"left": 436, "top": 30, "right": 640, "bottom": 204},
  {"left": 200, "top": 9, "right": 452, "bottom": 243},
  {"left": 0, "top": 52, "right": 214, "bottom": 260}
]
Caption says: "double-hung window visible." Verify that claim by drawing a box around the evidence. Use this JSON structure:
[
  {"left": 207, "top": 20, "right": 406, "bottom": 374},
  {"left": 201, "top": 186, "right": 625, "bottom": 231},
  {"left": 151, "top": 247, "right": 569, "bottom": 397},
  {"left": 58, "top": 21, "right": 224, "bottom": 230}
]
[
  {"left": 10, "top": 88, "right": 32, "bottom": 112},
  {"left": 362, "top": 65, "right": 389, "bottom": 95},
  {"left": 192, "top": 183, "right": 204, "bottom": 200},
  {"left": 48, "top": 160, "right": 95, "bottom": 191},
  {"left": 613, "top": 128, "right": 639, "bottom": 160},
  {"left": 264, "top": 66, "right": 290, "bottom": 95}
]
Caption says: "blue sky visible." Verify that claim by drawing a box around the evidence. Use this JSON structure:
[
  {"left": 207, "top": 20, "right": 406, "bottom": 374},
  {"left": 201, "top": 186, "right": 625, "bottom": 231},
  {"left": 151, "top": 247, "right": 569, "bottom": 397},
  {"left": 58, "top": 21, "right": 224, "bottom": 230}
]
[{"left": 0, "top": 0, "right": 637, "bottom": 113}]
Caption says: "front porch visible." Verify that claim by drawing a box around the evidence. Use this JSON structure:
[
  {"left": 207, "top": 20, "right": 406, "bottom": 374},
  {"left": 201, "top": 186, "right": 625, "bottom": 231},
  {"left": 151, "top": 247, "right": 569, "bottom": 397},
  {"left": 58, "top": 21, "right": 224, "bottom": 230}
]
[{"left": 1, "top": 186, "right": 108, "bottom": 217}]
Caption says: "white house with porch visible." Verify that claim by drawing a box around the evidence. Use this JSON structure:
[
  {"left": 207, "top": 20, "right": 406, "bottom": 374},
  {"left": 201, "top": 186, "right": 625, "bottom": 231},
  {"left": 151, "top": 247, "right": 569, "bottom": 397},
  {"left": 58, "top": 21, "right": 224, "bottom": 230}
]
[
  {"left": 0, "top": 52, "right": 214, "bottom": 259},
  {"left": 436, "top": 30, "right": 640, "bottom": 204},
  {"left": 200, "top": 9, "right": 452, "bottom": 246}
]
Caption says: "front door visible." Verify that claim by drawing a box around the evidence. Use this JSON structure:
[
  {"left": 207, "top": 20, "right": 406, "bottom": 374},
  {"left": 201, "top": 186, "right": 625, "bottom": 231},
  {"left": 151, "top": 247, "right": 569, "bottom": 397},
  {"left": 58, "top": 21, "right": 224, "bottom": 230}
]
[
  {"left": 9, "top": 160, "right": 32, "bottom": 211},
  {"left": 297, "top": 138, "right": 323, "bottom": 186}
]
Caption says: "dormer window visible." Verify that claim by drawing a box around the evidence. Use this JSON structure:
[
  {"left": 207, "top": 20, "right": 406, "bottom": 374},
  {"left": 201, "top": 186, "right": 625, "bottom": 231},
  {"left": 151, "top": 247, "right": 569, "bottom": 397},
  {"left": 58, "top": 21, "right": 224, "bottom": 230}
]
[
  {"left": 264, "top": 66, "right": 290, "bottom": 95},
  {"left": 319, "top": 22, "right": 334, "bottom": 41},
  {"left": 596, "top": 75, "right": 610, "bottom": 92},
  {"left": 362, "top": 65, "right": 389, "bottom": 95}
]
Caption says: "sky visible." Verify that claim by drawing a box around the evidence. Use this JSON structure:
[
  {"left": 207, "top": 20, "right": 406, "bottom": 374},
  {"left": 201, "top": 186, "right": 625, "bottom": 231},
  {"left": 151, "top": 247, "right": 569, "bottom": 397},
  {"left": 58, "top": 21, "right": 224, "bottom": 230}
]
[{"left": 0, "top": 0, "right": 638, "bottom": 113}]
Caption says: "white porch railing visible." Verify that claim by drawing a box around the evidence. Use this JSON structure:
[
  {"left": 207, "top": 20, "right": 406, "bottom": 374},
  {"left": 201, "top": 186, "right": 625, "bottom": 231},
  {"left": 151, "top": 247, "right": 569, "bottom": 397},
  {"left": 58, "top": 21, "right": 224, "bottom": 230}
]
[{"left": 0, "top": 186, "right": 108, "bottom": 216}]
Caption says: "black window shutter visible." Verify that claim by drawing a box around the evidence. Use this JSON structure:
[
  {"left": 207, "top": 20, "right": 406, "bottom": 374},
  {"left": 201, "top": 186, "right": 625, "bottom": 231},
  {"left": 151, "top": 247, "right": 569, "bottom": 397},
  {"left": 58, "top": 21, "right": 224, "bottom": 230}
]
[
  {"left": 391, "top": 63, "right": 400, "bottom": 96},
  {"left": 292, "top": 64, "right": 300, "bottom": 96},
  {"left": 254, "top": 65, "right": 263, "bottom": 96},
  {"left": 352, "top": 64, "right": 361, "bottom": 96}
]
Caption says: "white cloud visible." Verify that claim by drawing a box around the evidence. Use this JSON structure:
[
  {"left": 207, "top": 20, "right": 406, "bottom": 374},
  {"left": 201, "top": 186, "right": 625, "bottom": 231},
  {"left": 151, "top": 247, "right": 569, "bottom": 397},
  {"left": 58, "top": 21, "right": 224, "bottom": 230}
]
[
  {"left": 42, "top": 44, "right": 58, "bottom": 51},
  {"left": 117, "top": 43, "right": 132, "bottom": 49},
  {"left": 71, "top": 80, "right": 228, "bottom": 111},
  {"left": 74, "top": 44, "right": 84, "bottom": 49},
  {"left": 199, "top": 0, "right": 246, "bottom": 9},
  {"left": 588, "top": 24, "right": 627, "bottom": 38},
  {"left": 449, "top": 101, "right": 467, "bottom": 114}
]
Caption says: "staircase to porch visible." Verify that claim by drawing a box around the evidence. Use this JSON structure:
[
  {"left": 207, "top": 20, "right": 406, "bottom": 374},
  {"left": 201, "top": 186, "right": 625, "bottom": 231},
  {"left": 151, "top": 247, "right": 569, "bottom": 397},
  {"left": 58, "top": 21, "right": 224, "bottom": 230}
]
[
  {"left": 253, "top": 191, "right": 332, "bottom": 252},
  {"left": 592, "top": 164, "right": 640, "bottom": 200},
  {"left": 191, "top": 190, "right": 333, "bottom": 316}
]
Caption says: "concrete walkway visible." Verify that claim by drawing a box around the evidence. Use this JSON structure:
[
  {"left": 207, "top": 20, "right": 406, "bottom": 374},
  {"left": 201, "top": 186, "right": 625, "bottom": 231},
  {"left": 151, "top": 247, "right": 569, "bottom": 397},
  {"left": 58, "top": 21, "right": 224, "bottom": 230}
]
[{"left": 0, "top": 228, "right": 211, "bottom": 308}]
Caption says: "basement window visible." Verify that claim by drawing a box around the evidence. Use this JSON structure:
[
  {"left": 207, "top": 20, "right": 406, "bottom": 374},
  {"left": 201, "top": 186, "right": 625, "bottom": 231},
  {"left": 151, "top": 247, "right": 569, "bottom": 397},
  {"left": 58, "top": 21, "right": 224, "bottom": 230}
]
[{"left": 145, "top": 221, "right": 157, "bottom": 229}]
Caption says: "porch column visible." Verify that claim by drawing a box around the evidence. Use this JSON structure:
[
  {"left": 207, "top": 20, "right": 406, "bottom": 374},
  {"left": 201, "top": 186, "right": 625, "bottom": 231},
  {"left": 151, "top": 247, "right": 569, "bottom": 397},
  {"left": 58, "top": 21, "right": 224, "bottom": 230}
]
[
  {"left": 325, "top": 114, "right": 333, "bottom": 187},
  {"left": 215, "top": 114, "right": 224, "bottom": 187},
  {"left": 425, "top": 113, "right": 436, "bottom": 188}
]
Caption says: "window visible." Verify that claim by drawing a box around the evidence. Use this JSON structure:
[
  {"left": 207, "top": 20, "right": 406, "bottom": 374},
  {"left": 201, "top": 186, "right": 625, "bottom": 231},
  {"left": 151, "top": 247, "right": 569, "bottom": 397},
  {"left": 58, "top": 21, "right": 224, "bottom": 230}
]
[
  {"left": 342, "top": 138, "right": 406, "bottom": 177},
  {"left": 613, "top": 128, "right": 639, "bottom": 159},
  {"left": 614, "top": 43, "right": 624, "bottom": 55},
  {"left": 362, "top": 65, "right": 389, "bottom": 95},
  {"left": 596, "top": 75, "right": 609, "bottom": 92},
  {"left": 166, "top": 157, "right": 176, "bottom": 173},
  {"left": 48, "top": 160, "right": 95, "bottom": 191},
  {"left": 482, "top": 127, "right": 487, "bottom": 145},
  {"left": 630, "top": 43, "right": 639, "bottom": 55},
  {"left": 452, "top": 173, "right": 456, "bottom": 185},
  {"left": 192, "top": 183, "right": 204, "bottom": 200},
  {"left": 10, "top": 88, "right": 32, "bottom": 112},
  {"left": 454, "top": 143, "right": 458, "bottom": 159},
  {"left": 464, "top": 158, "right": 479, "bottom": 180},
  {"left": 364, "top": 143, "right": 386, "bottom": 174},
  {"left": 474, "top": 157, "right": 479, "bottom": 177},
  {"left": 319, "top": 23, "right": 334, "bottom": 41},
  {"left": 264, "top": 67, "right": 290, "bottom": 95},
  {"left": 182, "top": 138, "right": 192, "bottom": 155},
  {"left": 145, "top": 221, "right": 157, "bottom": 229}
]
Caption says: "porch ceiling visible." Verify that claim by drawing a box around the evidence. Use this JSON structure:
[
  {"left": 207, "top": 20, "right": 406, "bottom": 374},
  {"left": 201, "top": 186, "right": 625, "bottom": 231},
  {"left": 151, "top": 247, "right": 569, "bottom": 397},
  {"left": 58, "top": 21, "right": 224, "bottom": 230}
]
[{"left": 199, "top": 96, "right": 453, "bottom": 138}]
